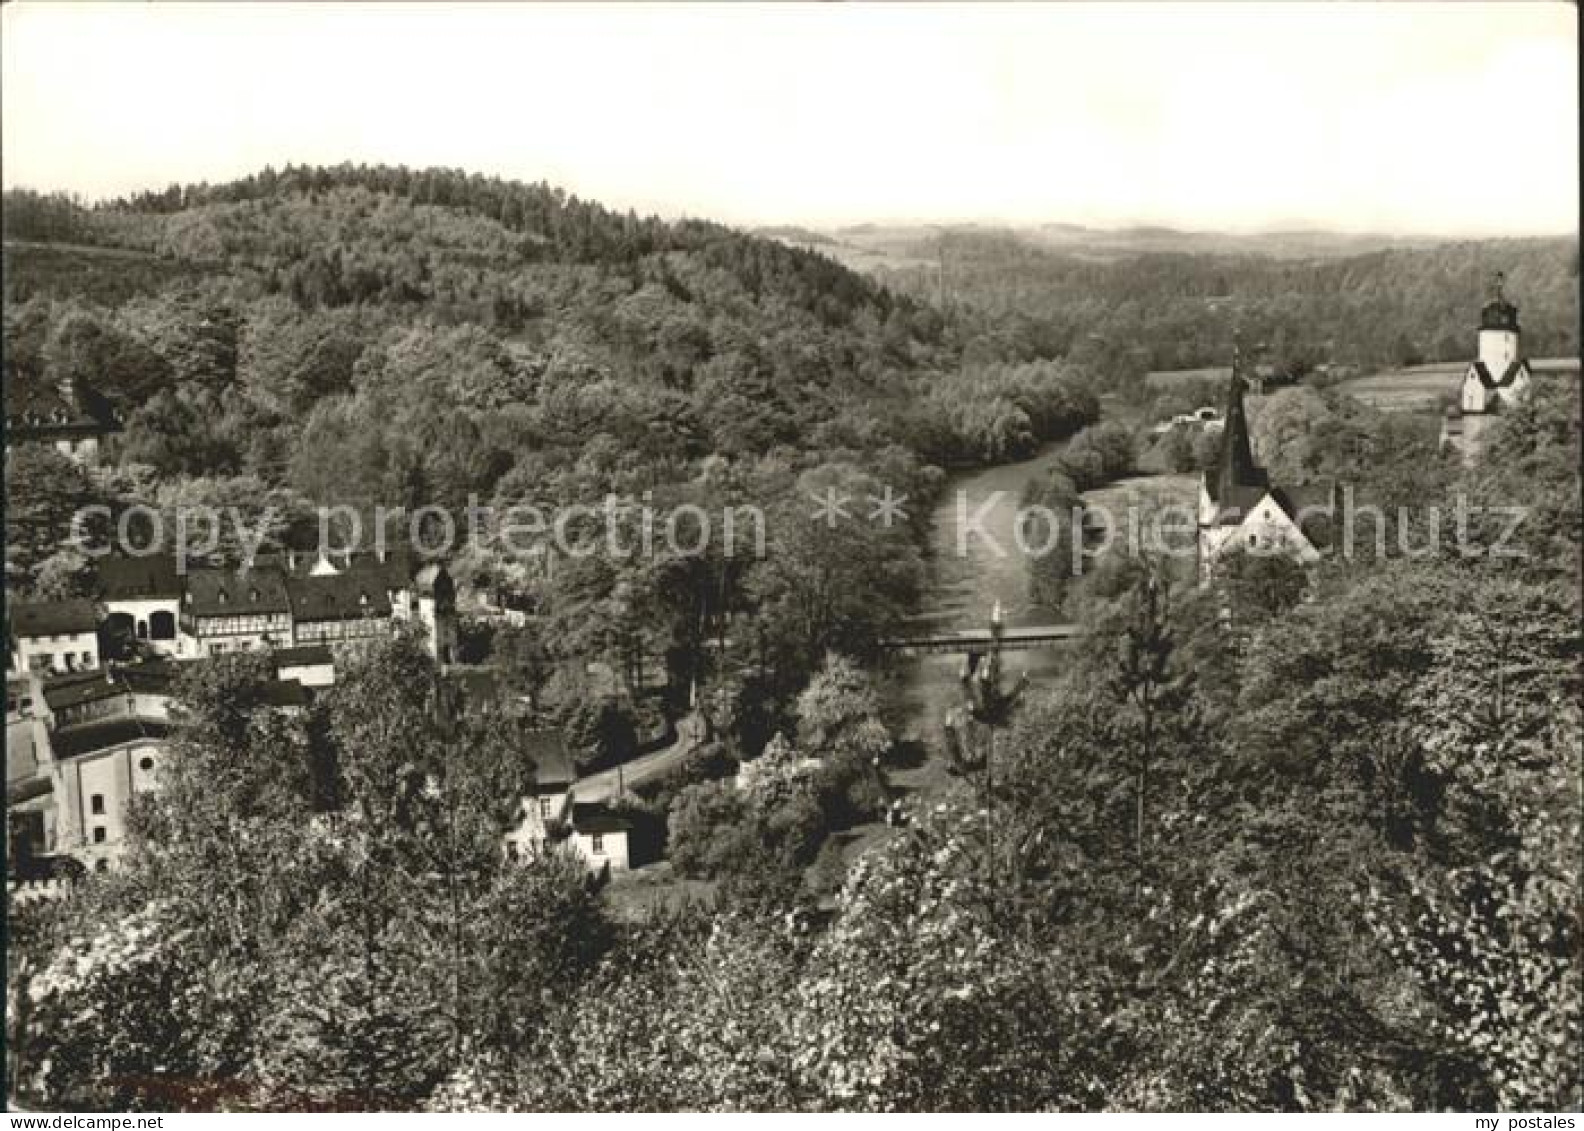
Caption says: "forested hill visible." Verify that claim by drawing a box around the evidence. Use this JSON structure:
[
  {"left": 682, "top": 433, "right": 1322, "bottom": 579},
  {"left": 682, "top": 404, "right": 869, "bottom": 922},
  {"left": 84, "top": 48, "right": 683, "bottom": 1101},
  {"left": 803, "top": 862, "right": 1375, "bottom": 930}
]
[
  {"left": 781, "top": 224, "right": 1580, "bottom": 378},
  {"left": 3, "top": 165, "right": 966, "bottom": 475}
]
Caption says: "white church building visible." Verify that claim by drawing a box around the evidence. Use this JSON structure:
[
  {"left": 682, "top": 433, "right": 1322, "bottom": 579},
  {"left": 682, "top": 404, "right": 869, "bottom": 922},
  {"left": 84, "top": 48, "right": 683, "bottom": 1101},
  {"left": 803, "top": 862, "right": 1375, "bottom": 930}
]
[
  {"left": 1459, "top": 273, "right": 1532, "bottom": 414},
  {"left": 1443, "top": 273, "right": 1535, "bottom": 463},
  {"left": 1197, "top": 366, "right": 1336, "bottom": 582}
]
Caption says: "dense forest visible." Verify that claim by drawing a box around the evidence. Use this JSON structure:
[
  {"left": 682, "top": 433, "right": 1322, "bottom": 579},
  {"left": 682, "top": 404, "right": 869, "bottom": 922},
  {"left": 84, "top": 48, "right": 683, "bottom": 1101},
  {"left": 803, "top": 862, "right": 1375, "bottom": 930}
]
[
  {"left": 853, "top": 226, "right": 1579, "bottom": 379},
  {"left": 9, "top": 380, "right": 1578, "bottom": 1112},
  {"left": 4, "top": 168, "right": 1103, "bottom": 709},
  {"left": 5, "top": 167, "right": 1580, "bottom": 1111}
]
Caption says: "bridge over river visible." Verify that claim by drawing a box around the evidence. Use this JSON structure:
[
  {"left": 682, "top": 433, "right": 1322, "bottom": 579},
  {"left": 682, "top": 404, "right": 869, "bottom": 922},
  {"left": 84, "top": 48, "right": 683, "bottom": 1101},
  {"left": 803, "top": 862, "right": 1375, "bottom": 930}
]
[
  {"left": 883, "top": 442, "right": 1085, "bottom": 739},
  {"left": 880, "top": 621, "right": 1085, "bottom": 655}
]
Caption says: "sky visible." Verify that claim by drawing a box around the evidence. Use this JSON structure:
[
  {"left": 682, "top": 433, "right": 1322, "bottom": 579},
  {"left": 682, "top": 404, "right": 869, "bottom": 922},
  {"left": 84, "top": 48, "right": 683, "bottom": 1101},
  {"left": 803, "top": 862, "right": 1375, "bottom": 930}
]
[{"left": 2, "top": 2, "right": 1577, "bottom": 235}]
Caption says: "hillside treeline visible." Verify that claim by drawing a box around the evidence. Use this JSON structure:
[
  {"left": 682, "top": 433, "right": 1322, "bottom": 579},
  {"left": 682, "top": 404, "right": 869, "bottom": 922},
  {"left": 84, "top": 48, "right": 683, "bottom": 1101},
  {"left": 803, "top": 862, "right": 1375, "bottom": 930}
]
[{"left": 874, "top": 227, "right": 1579, "bottom": 381}]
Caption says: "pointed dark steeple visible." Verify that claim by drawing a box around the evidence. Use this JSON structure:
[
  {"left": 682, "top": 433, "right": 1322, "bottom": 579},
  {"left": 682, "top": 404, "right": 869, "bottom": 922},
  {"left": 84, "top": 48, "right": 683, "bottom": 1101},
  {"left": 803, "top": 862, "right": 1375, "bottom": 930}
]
[{"left": 1210, "top": 338, "right": 1267, "bottom": 503}]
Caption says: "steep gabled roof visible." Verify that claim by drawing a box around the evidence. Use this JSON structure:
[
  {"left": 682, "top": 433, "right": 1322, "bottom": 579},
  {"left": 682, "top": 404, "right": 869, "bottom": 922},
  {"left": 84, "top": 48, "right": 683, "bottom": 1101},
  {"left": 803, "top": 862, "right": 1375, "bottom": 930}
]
[
  {"left": 285, "top": 572, "right": 393, "bottom": 623},
  {"left": 94, "top": 554, "right": 183, "bottom": 601},
  {"left": 8, "top": 600, "right": 102, "bottom": 639},
  {"left": 1467, "top": 359, "right": 1531, "bottom": 390},
  {"left": 1269, "top": 484, "right": 1336, "bottom": 550},
  {"left": 4, "top": 376, "right": 119, "bottom": 437},
  {"left": 183, "top": 566, "right": 291, "bottom": 618}
]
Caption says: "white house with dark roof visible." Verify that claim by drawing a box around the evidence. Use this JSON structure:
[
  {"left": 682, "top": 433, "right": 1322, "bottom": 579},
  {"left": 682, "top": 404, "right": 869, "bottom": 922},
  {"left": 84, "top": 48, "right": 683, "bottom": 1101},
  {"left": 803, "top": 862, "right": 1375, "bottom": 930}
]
[
  {"left": 505, "top": 729, "right": 579, "bottom": 857},
  {"left": 502, "top": 728, "right": 633, "bottom": 874},
  {"left": 95, "top": 554, "right": 186, "bottom": 659},
  {"left": 569, "top": 802, "right": 632, "bottom": 874},
  {"left": 7, "top": 600, "right": 103, "bottom": 675},
  {"left": 286, "top": 570, "right": 394, "bottom": 646},
  {"left": 179, "top": 566, "right": 293, "bottom": 655}
]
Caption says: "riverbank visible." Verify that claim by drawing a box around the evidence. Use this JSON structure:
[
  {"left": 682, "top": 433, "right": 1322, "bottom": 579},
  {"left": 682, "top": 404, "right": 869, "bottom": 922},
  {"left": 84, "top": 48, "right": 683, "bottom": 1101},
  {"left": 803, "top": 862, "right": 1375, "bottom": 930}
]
[{"left": 864, "top": 441, "right": 1085, "bottom": 867}]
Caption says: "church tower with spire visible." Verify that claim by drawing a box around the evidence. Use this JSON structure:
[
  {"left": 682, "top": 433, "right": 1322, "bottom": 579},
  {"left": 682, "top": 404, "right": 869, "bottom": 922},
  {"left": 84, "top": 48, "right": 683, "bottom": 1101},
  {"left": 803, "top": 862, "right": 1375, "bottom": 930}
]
[
  {"left": 1196, "top": 340, "right": 1334, "bottom": 583},
  {"left": 1442, "top": 272, "right": 1533, "bottom": 463},
  {"left": 1462, "top": 271, "right": 1532, "bottom": 414}
]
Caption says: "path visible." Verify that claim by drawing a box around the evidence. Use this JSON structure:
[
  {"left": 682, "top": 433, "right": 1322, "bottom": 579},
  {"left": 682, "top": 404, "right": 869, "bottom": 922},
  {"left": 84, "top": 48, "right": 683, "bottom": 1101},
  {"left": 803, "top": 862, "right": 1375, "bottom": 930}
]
[{"left": 576, "top": 712, "right": 707, "bottom": 802}]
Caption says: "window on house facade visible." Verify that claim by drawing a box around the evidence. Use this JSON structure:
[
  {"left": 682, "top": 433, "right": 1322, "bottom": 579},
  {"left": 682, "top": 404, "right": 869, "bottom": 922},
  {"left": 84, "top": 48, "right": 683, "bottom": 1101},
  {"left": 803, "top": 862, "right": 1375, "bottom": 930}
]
[
  {"left": 92, "top": 827, "right": 107, "bottom": 844},
  {"left": 590, "top": 833, "right": 605, "bottom": 855},
  {"left": 539, "top": 797, "right": 554, "bottom": 819},
  {"left": 90, "top": 794, "right": 105, "bottom": 815},
  {"left": 139, "top": 756, "right": 155, "bottom": 772}
]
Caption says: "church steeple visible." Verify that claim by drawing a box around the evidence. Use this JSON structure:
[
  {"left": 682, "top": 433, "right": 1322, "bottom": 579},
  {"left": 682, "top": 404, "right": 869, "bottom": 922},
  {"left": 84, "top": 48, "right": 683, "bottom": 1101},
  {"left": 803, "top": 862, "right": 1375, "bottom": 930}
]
[{"left": 1212, "top": 337, "right": 1266, "bottom": 501}]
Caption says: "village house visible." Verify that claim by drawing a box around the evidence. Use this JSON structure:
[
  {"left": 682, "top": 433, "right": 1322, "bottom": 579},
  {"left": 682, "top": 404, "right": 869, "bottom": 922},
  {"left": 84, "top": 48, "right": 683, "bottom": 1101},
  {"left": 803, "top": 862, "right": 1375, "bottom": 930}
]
[
  {"left": 272, "top": 643, "right": 336, "bottom": 689},
  {"left": 96, "top": 553, "right": 186, "bottom": 659},
  {"left": 180, "top": 566, "right": 294, "bottom": 655},
  {"left": 3, "top": 371, "right": 120, "bottom": 466},
  {"left": 286, "top": 569, "right": 395, "bottom": 646},
  {"left": 569, "top": 802, "right": 632, "bottom": 874},
  {"left": 42, "top": 668, "right": 174, "bottom": 872},
  {"left": 7, "top": 600, "right": 103, "bottom": 676},
  {"left": 5, "top": 660, "right": 311, "bottom": 873},
  {"left": 503, "top": 728, "right": 631, "bottom": 875}
]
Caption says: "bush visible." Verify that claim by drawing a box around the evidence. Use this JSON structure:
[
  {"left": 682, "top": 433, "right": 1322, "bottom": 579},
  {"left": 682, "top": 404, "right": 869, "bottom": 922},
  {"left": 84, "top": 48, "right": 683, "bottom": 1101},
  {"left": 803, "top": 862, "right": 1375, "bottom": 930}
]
[
  {"left": 806, "top": 837, "right": 850, "bottom": 897},
  {"left": 1054, "top": 421, "right": 1135, "bottom": 490},
  {"left": 636, "top": 740, "right": 738, "bottom": 812},
  {"left": 667, "top": 780, "right": 753, "bottom": 879},
  {"left": 556, "top": 697, "right": 639, "bottom": 772},
  {"left": 812, "top": 747, "right": 887, "bottom": 830}
]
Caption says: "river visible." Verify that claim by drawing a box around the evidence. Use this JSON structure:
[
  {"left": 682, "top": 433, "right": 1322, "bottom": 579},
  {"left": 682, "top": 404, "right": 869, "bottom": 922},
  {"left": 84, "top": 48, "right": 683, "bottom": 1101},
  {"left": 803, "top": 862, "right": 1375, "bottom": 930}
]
[{"left": 882, "top": 442, "right": 1076, "bottom": 744}]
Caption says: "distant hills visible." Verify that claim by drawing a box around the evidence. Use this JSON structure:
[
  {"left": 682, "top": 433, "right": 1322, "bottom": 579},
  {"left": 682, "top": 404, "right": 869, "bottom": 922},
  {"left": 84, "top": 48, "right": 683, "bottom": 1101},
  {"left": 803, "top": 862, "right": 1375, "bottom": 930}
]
[
  {"left": 760, "top": 221, "right": 1579, "bottom": 375},
  {"left": 759, "top": 220, "right": 1492, "bottom": 271}
]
